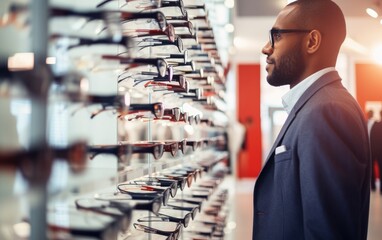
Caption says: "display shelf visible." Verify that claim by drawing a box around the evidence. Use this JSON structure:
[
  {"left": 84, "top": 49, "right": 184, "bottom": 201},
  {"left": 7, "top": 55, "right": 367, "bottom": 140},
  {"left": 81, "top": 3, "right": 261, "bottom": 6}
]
[
  {"left": 0, "top": 0, "right": 233, "bottom": 239},
  {"left": 118, "top": 150, "right": 228, "bottom": 183}
]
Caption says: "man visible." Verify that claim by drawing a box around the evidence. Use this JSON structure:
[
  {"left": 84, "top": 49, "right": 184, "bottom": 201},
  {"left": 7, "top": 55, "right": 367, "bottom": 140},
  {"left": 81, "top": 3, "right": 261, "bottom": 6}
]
[
  {"left": 370, "top": 110, "right": 382, "bottom": 194},
  {"left": 253, "top": 1, "right": 371, "bottom": 239},
  {"left": 367, "top": 110, "right": 377, "bottom": 191}
]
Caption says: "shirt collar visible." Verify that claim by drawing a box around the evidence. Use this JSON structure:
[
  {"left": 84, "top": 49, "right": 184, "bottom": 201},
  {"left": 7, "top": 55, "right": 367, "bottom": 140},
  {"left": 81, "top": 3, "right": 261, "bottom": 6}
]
[{"left": 282, "top": 67, "right": 336, "bottom": 114}]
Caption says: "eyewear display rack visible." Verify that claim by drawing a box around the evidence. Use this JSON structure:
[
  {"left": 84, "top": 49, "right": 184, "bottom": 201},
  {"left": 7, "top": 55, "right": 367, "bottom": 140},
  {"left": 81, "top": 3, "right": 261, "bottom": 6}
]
[{"left": 0, "top": 0, "right": 233, "bottom": 239}]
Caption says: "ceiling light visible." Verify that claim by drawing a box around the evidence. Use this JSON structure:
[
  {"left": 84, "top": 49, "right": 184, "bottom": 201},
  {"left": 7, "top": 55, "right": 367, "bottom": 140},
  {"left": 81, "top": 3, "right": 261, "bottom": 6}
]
[
  {"left": 8, "top": 52, "right": 34, "bottom": 71},
  {"left": 366, "top": 8, "right": 379, "bottom": 18},
  {"left": 372, "top": 45, "right": 382, "bottom": 64},
  {"left": 224, "top": 23, "right": 235, "bottom": 33},
  {"left": 46, "top": 57, "right": 56, "bottom": 65},
  {"left": 224, "top": 0, "right": 234, "bottom": 8}
]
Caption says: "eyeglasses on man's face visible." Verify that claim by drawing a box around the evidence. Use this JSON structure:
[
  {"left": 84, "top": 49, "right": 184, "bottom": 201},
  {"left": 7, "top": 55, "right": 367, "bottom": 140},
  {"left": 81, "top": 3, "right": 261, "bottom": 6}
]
[{"left": 268, "top": 28, "right": 311, "bottom": 48}]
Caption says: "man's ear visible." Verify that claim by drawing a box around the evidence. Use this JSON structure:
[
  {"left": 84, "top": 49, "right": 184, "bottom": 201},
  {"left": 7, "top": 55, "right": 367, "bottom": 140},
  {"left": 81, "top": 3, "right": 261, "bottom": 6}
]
[{"left": 306, "top": 30, "right": 321, "bottom": 54}]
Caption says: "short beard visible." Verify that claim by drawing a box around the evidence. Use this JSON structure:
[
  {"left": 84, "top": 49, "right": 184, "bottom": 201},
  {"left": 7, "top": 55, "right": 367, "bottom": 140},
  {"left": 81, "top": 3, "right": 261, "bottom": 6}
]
[{"left": 267, "top": 46, "right": 305, "bottom": 87}]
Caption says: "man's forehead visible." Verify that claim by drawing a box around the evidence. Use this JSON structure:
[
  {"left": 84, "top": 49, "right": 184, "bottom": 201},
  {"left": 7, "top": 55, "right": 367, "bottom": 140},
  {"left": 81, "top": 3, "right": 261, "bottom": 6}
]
[{"left": 274, "top": 5, "right": 300, "bottom": 28}]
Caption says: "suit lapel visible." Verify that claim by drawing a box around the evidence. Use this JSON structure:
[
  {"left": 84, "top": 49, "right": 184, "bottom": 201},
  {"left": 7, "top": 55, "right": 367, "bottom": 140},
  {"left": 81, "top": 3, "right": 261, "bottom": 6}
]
[{"left": 264, "top": 71, "right": 342, "bottom": 163}]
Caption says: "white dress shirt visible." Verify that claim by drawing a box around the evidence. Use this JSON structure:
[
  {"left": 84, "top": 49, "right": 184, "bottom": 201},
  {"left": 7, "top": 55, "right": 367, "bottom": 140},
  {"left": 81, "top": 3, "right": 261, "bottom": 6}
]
[{"left": 282, "top": 67, "right": 336, "bottom": 114}]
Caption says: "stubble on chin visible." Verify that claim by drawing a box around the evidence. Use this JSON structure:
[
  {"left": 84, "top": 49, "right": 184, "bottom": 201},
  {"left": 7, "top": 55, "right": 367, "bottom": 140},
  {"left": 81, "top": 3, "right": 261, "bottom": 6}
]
[{"left": 266, "top": 49, "right": 303, "bottom": 87}]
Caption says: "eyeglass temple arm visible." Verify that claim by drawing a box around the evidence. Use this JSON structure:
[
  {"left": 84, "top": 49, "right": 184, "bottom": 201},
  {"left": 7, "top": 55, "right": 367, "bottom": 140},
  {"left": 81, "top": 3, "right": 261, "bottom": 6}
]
[
  {"left": 88, "top": 145, "right": 119, "bottom": 156},
  {"left": 102, "top": 55, "right": 161, "bottom": 66},
  {"left": 50, "top": 7, "right": 105, "bottom": 20},
  {"left": 129, "top": 103, "right": 160, "bottom": 112},
  {"left": 87, "top": 94, "right": 123, "bottom": 105}
]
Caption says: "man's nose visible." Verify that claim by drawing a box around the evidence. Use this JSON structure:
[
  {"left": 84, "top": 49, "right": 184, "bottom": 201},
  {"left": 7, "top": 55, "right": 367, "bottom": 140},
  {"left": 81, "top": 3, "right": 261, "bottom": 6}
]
[{"left": 262, "top": 41, "right": 273, "bottom": 55}]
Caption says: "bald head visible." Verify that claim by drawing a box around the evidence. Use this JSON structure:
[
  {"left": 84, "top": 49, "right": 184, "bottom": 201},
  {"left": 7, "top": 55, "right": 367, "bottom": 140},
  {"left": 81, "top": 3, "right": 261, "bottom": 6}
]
[
  {"left": 287, "top": 0, "right": 346, "bottom": 57},
  {"left": 262, "top": 0, "right": 347, "bottom": 87}
]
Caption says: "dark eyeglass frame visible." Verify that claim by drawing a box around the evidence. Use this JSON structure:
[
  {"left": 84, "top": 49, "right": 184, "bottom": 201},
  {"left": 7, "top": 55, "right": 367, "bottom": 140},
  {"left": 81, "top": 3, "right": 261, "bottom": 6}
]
[
  {"left": 128, "top": 102, "right": 164, "bottom": 119},
  {"left": 269, "top": 28, "right": 311, "bottom": 48},
  {"left": 181, "top": 88, "right": 203, "bottom": 101},
  {"left": 119, "top": 66, "right": 173, "bottom": 84},
  {"left": 163, "top": 107, "right": 181, "bottom": 122},
  {"left": 143, "top": 79, "right": 189, "bottom": 93},
  {"left": 178, "top": 139, "right": 187, "bottom": 154},
  {"left": 50, "top": 8, "right": 167, "bottom": 31},
  {"left": 138, "top": 210, "right": 191, "bottom": 227},
  {"left": 102, "top": 55, "right": 168, "bottom": 78},
  {"left": 85, "top": 94, "right": 130, "bottom": 119},
  {"left": 120, "top": 11, "right": 168, "bottom": 31},
  {"left": 179, "top": 166, "right": 203, "bottom": 180},
  {"left": 166, "top": 9, "right": 189, "bottom": 22},
  {"left": 0, "top": 143, "right": 87, "bottom": 174},
  {"left": 94, "top": 193, "right": 162, "bottom": 214},
  {"left": 164, "top": 141, "right": 180, "bottom": 157},
  {"left": 185, "top": 3, "right": 206, "bottom": 10},
  {"left": 170, "top": 20, "right": 194, "bottom": 35},
  {"left": 179, "top": 111, "right": 189, "bottom": 123},
  {"left": 132, "top": 71, "right": 182, "bottom": 89},
  {"left": 186, "top": 140, "right": 202, "bottom": 151},
  {"left": 127, "top": 23, "right": 176, "bottom": 42},
  {"left": 74, "top": 198, "right": 132, "bottom": 232},
  {"left": 172, "top": 60, "right": 195, "bottom": 72},
  {"left": 162, "top": 204, "right": 199, "bottom": 220},
  {"left": 87, "top": 144, "right": 132, "bottom": 164},
  {"left": 173, "top": 169, "right": 196, "bottom": 184},
  {"left": 52, "top": 35, "right": 133, "bottom": 51},
  {"left": 134, "top": 178, "right": 178, "bottom": 197},
  {"left": 155, "top": 175, "right": 187, "bottom": 191},
  {"left": 133, "top": 222, "right": 181, "bottom": 240},
  {"left": 96, "top": 0, "right": 161, "bottom": 9},
  {"left": 161, "top": 50, "right": 188, "bottom": 64},
  {"left": 161, "top": 0, "right": 186, "bottom": 16},
  {"left": 74, "top": 198, "right": 132, "bottom": 216},
  {"left": 117, "top": 182, "right": 170, "bottom": 205},
  {"left": 131, "top": 142, "right": 165, "bottom": 160},
  {"left": 136, "top": 36, "right": 184, "bottom": 53},
  {"left": 47, "top": 206, "right": 121, "bottom": 239},
  {"left": 164, "top": 172, "right": 193, "bottom": 188}
]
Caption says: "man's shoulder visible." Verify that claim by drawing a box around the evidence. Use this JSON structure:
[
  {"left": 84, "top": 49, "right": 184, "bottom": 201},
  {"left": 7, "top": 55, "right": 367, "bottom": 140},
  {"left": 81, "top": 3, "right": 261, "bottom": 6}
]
[{"left": 371, "top": 121, "right": 382, "bottom": 132}]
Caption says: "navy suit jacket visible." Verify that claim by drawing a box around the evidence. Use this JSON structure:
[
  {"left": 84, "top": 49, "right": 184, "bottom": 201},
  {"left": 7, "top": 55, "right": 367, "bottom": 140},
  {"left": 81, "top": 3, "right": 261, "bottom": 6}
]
[{"left": 253, "top": 71, "right": 371, "bottom": 240}]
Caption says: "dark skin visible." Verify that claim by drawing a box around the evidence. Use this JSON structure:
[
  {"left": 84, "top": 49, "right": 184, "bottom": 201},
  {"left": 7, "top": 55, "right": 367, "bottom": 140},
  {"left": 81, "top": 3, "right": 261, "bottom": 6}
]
[{"left": 262, "top": 2, "right": 344, "bottom": 89}]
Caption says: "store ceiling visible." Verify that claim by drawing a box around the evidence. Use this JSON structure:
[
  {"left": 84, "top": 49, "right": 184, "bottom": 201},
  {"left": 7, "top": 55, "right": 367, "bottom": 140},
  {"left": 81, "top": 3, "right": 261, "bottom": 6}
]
[
  {"left": 234, "top": 0, "right": 382, "bottom": 61},
  {"left": 237, "top": 0, "right": 369, "bottom": 17}
]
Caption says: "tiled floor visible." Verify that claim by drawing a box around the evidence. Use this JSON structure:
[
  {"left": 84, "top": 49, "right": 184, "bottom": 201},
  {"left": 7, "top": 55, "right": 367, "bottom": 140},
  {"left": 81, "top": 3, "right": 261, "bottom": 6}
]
[{"left": 228, "top": 179, "right": 382, "bottom": 240}]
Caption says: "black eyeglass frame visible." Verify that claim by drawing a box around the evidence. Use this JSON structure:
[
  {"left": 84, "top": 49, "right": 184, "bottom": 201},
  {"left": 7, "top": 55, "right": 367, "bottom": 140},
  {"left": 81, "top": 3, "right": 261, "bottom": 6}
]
[{"left": 269, "top": 28, "right": 311, "bottom": 48}]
